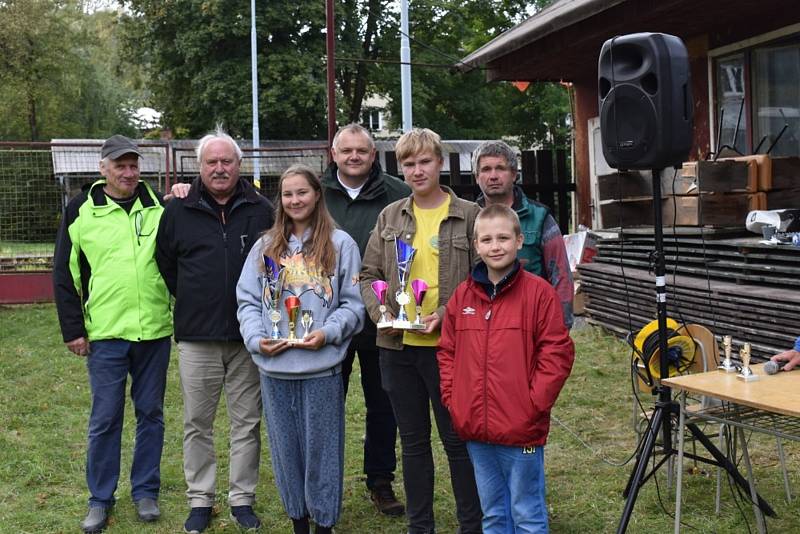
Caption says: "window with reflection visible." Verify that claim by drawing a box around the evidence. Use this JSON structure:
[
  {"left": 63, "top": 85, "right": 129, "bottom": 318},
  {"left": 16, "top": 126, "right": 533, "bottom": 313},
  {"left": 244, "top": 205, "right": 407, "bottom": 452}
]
[
  {"left": 715, "top": 54, "right": 747, "bottom": 155},
  {"left": 752, "top": 43, "right": 800, "bottom": 157},
  {"left": 713, "top": 36, "right": 800, "bottom": 157}
]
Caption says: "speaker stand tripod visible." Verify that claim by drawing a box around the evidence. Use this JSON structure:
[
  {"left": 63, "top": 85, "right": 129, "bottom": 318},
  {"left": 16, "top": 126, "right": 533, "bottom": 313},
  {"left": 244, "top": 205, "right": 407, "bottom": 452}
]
[{"left": 616, "top": 169, "right": 776, "bottom": 533}]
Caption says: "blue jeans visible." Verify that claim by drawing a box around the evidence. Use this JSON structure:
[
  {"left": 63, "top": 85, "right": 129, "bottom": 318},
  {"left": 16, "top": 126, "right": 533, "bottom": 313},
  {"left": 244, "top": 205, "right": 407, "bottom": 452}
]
[
  {"left": 341, "top": 331, "right": 398, "bottom": 489},
  {"left": 466, "top": 442, "right": 548, "bottom": 534},
  {"left": 379, "top": 346, "right": 482, "bottom": 534},
  {"left": 85, "top": 337, "right": 171, "bottom": 507}
]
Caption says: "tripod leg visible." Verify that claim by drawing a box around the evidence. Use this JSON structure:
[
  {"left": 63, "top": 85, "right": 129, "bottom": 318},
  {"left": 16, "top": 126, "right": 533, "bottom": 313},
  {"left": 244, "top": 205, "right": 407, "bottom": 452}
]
[
  {"left": 738, "top": 426, "right": 767, "bottom": 533},
  {"left": 685, "top": 422, "right": 775, "bottom": 517},
  {"left": 618, "top": 405, "right": 667, "bottom": 534}
]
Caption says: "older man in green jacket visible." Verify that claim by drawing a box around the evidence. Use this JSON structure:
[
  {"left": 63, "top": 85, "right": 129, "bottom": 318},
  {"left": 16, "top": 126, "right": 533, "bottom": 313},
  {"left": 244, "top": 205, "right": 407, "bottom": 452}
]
[{"left": 53, "top": 135, "right": 172, "bottom": 533}]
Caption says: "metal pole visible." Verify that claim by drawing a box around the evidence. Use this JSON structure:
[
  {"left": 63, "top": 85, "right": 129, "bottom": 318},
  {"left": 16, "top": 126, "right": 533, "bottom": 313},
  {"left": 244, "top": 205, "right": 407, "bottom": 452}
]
[
  {"left": 326, "top": 0, "right": 336, "bottom": 159},
  {"left": 400, "top": 0, "right": 412, "bottom": 132},
  {"left": 250, "top": 0, "right": 261, "bottom": 185}
]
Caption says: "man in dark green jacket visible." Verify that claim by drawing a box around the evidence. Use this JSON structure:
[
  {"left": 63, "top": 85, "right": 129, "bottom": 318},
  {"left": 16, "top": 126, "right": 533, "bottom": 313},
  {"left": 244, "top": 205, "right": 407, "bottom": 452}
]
[
  {"left": 473, "top": 140, "right": 574, "bottom": 328},
  {"left": 321, "top": 123, "right": 410, "bottom": 516},
  {"left": 53, "top": 135, "right": 172, "bottom": 533}
]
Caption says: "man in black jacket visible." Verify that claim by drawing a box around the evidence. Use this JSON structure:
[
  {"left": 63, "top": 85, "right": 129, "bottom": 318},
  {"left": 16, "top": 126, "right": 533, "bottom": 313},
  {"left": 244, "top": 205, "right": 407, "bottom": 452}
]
[
  {"left": 321, "top": 123, "right": 410, "bottom": 516},
  {"left": 156, "top": 128, "right": 274, "bottom": 534}
]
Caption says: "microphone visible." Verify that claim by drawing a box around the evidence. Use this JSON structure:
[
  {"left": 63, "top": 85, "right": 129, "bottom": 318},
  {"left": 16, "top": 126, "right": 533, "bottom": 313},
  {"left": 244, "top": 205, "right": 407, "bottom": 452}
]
[{"left": 764, "top": 360, "right": 792, "bottom": 375}]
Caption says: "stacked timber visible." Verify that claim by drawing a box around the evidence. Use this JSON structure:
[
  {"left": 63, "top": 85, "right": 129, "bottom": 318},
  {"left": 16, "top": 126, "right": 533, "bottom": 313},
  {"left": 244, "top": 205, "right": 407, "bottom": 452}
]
[
  {"left": 577, "top": 231, "right": 800, "bottom": 362},
  {"left": 764, "top": 156, "right": 800, "bottom": 209},
  {"left": 597, "top": 156, "right": 800, "bottom": 229},
  {"left": 663, "top": 160, "right": 764, "bottom": 227},
  {"left": 597, "top": 170, "right": 655, "bottom": 227}
]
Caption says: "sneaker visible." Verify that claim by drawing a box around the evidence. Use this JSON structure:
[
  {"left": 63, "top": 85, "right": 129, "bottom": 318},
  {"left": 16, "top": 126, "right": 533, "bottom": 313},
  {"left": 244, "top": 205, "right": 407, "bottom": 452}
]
[
  {"left": 134, "top": 497, "right": 160, "bottom": 522},
  {"left": 230, "top": 505, "right": 261, "bottom": 530},
  {"left": 370, "top": 481, "right": 405, "bottom": 516},
  {"left": 184, "top": 506, "right": 213, "bottom": 534},
  {"left": 80, "top": 506, "right": 109, "bottom": 533}
]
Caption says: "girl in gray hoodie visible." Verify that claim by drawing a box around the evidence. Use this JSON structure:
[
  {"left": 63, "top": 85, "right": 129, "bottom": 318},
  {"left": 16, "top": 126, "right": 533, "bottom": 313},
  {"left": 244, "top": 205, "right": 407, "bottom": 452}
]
[{"left": 236, "top": 164, "right": 364, "bottom": 534}]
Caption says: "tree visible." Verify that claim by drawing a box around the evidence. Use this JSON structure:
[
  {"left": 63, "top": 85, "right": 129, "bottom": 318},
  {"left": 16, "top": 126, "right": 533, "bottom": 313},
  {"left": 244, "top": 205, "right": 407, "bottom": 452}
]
[
  {"left": 121, "top": 0, "right": 330, "bottom": 139},
  {"left": 119, "top": 0, "right": 567, "bottom": 145},
  {"left": 373, "top": 0, "right": 569, "bottom": 147},
  {"left": 0, "top": 0, "right": 138, "bottom": 141},
  {"left": 335, "top": 0, "right": 394, "bottom": 125}
]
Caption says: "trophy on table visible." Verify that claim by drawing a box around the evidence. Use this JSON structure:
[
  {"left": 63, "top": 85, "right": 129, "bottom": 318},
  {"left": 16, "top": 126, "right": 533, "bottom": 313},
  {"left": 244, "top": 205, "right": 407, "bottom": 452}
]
[
  {"left": 284, "top": 296, "right": 301, "bottom": 343},
  {"left": 371, "top": 280, "right": 393, "bottom": 329},
  {"left": 391, "top": 238, "right": 416, "bottom": 330},
  {"left": 410, "top": 279, "right": 429, "bottom": 330},
  {"left": 301, "top": 309, "right": 314, "bottom": 338},
  {"left": 737, "top": 342, "right": 759, "bottom": 382},
  {"left": 719, "top": 335, "right": 736, "bottom": 372},
  {"left": 263, "top": 256, "right": 284, "bottom": 341}
]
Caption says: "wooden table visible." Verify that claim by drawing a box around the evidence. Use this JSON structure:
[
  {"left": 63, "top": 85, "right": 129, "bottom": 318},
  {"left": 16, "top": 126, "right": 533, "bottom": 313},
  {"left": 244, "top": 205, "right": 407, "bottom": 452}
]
[{"left": 663, "top": 364, "right": 800, "bottom": 533}]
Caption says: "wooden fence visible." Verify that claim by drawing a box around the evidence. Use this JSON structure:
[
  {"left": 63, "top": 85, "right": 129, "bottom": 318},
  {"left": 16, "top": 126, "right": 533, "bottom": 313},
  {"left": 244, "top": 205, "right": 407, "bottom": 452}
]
[{"left": 384, "top": 147, "right": 575, "bottom": 234}]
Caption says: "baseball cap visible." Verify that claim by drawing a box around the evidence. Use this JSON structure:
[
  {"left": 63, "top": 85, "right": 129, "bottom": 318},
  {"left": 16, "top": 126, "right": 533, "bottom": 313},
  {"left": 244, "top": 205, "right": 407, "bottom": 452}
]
[{"left": 101, "top": 135, "right": 142, "bottom": 160}]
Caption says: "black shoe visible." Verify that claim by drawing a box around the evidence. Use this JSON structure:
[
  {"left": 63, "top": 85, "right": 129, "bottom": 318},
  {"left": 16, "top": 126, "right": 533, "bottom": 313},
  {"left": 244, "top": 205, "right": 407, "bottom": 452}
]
[
  {"left": 230, "top": 505, "right": 261, "bottom": 530},
  {"left": 80, "top": 506, "right": 109, "bottom": 533},
  {"left": 134, "top": 497, "right": 160, "bottom": 522},
  {"left": 184, "top": 506, "right": 213, "bottom": 534},
  {"left": 370, "top": 480, "right": 405, "bottom": 517}
]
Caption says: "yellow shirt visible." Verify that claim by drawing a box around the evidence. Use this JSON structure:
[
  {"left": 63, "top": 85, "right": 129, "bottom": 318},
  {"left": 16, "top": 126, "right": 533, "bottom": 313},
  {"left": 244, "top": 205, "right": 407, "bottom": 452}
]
[{"left": 403, "top": 196, "right": 450, "bottom": 346}]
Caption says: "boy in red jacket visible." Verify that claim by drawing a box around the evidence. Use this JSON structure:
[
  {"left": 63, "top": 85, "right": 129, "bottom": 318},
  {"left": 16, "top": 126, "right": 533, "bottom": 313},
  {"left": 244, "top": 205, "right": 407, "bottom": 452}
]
[{"left": 437, "top": 204, "right": 575, "bottom": 533}]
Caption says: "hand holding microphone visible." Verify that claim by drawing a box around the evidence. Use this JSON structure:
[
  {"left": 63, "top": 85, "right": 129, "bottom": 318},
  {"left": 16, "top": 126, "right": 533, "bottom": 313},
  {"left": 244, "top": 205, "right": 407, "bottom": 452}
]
[
  {"left": 764, "top": 359, "right": 792, "bottom": 375},
  {"left": 767, "top": 336, "right": 800, "bottom": 373}
]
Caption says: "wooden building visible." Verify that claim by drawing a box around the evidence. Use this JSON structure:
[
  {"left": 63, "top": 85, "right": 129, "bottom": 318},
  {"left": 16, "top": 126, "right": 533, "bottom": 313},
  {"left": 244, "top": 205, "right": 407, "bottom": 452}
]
[{"left": 459, "top": 0, "right": 799, "bottom": 229}]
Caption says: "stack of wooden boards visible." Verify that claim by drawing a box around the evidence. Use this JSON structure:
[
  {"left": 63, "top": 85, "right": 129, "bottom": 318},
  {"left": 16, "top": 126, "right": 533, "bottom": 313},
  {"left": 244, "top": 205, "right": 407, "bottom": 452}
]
[
  {"left": 577, "top": 230, "right": 800, "bottom": 361},
  {"left": 597, "top": 155, "right": 800, "bottom": 228}
]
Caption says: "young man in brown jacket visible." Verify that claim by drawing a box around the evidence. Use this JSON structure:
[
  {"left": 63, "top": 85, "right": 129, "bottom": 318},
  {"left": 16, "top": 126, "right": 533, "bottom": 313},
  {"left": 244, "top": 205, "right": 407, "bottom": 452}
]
[{"left": 360, "top": 128, "right": 482, "bottom": 534}]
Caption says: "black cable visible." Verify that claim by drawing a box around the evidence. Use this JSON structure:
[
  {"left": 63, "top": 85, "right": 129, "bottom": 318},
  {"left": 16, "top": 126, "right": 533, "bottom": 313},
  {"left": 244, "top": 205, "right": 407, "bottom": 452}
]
[
  {"left": 668, "top": 167, "right": 690, "bottom": 330},
  {"left": 722, "top": 409, "right": 754, "bottom": 534},
  {"left": 334, "top": 56, "right": 483, "bottom": 70},
  {"left": 695, "top": 175, "right": 719, "bottom": 364},
  {"left": 603, "top": 34, "right": 656, "bottom": 477},
  {"left": 550, "top": 415, "right": 640, "bottom": 467},
  {"left": 360, "top": 4, "right": 475, "bottom": 69},
  {"left": 651, "top": 448, "right": 701, "bottom": 531}
]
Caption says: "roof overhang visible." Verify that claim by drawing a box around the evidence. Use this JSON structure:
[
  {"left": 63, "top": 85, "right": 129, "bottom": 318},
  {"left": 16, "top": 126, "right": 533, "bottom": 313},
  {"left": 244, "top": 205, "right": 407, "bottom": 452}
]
[
  {"left": 459, "top": 0, "right": 794, "bottom": 83},
  {"left": 459, "top": 0, "right": 626, "bottom": 74}
]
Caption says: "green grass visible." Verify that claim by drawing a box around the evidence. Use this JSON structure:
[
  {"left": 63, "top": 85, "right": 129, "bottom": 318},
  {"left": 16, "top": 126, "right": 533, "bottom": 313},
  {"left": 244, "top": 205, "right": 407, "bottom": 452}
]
[{"left": 1, "top": 305, "right": 798, "bottom": 533}]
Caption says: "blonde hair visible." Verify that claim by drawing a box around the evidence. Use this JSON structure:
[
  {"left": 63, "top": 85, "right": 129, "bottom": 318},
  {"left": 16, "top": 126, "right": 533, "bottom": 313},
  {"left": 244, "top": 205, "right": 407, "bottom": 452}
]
[
  {"left": 394, "top": 128, "right": 443, "bottom": 163},
  {"left": 474, "top": 204, "right": 521, "bottom": 237},
  {"left": 263, "top": 164, "right": 337, "bottom": 275}
]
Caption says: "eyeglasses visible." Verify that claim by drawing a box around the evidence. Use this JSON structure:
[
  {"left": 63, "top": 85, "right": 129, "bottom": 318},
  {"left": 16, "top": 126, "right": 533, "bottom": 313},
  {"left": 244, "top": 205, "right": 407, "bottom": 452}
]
[{"left": 134, "top": 211, "right": 153, "bottom": 245}]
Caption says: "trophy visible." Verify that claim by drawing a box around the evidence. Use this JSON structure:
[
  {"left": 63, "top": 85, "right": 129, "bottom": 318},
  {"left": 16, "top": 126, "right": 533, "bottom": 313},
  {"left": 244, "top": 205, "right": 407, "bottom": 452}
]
[
  {"left": 737, "top": 342, "right": 759, "bottom": 382},
  {"left": 410, "top": 279, "right": 429, "bottom": 330},
  {"left": 284, "top": 296, "right": 301, "bottom": 342},
  {"left": 263, "top": 256, "right": 284, "bottom": 341},
  {"left": 301, "top": 309, "right": 314, "bottom": 338},
  {"left": 371, "top": 280, "right": 393, "bottom": 329},
  {"left": 392, "top": 238, "right": 416, "bottom": 329},
  {"left": 719, "top": 335, "right": 736, "bottom": 372}
]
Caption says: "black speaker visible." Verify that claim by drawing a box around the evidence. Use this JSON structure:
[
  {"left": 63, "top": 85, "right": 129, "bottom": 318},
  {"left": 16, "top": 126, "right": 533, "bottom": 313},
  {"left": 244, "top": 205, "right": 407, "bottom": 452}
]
[{"left": 598, "top": 33, "right": 693, "bottom": 170}]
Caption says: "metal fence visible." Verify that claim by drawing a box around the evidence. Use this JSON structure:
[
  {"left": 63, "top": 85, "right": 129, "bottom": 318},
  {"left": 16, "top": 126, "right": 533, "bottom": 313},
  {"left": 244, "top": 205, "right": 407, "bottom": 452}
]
[
  {"left": 0, "top": 141, "right": 170, "bottom": 272},
  {"left": 0, "top": 141, "right": 573, "bottom": 277},
  {"left": 170, "top": 142, "right": 329, "bottom": 201}
]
